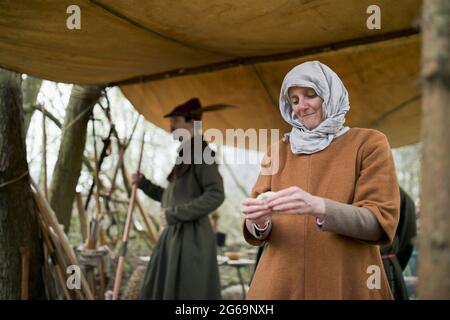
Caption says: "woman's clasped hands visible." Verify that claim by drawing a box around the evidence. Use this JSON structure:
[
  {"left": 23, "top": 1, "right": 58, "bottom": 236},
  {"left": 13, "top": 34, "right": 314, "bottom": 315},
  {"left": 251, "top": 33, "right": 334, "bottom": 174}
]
[{"left": 242, "top": 186, "right": 326, "bottom": 227}]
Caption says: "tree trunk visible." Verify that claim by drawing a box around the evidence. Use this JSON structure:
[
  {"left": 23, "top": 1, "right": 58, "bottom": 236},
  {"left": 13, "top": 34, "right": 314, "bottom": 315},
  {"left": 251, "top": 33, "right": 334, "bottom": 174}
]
[
  {"left": 22, "top": 76, "right": 42, "bottom": 133},
  {"left": 49, "top": 85, "right": 103, "bottom": 232},
  {"left": 419, "top": 0, "right": 450, "bottom": 299},
  {"left": 0, "top": 68, "right": 44, "bottom": 299}
]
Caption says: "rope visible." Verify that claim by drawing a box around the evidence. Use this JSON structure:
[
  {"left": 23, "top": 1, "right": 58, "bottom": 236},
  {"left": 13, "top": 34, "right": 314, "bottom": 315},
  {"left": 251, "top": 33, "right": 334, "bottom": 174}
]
[{"left": 0, "top": 171, "right": 29, "bottom": 189}]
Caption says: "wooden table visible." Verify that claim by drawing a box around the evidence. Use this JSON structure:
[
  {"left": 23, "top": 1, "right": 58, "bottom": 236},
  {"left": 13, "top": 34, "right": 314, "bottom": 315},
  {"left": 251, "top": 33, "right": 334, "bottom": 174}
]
[{"left": 218, "top": 256, "right": 255, "bottom": 299}]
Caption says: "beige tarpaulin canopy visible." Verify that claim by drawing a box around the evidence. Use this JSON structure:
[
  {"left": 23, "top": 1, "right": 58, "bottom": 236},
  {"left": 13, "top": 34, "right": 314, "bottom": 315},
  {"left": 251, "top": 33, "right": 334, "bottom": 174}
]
[{"left": 0, "top": 0, "right": 422, "bottom": 148}]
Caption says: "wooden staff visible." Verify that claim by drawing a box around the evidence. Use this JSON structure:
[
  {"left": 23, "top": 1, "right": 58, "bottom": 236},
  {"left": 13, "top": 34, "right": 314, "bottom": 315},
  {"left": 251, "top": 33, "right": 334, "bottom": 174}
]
[
  {"left": 19, "top": 246, "right": 30, "bottom": 300},
  {"left": 54, "top": 262, "right": 72, "bottom": 300},
  {"left": 38, "top": 208, "right": 79, "bottom": 300},
  {"left": 30, "top": 178, "right": 94, "bottom": 300},
  {"left": 122, "top": 165, "right": 159, "bottom": 242},
  {"left": 112, "top": 133, "right": 145, "bottom": 300},
  {"left": 39, "top": 220, "right": 72, "bottom": 300}
]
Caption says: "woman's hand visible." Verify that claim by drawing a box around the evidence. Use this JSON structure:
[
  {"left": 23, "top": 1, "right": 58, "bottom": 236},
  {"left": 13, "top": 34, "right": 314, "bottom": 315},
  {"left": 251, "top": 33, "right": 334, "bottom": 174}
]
[
  {"left": 242, "top": 198, "right": 272, "bottom": 227},
  {"left": 265, "top": 186, "right": 325, "bottom": 218}
]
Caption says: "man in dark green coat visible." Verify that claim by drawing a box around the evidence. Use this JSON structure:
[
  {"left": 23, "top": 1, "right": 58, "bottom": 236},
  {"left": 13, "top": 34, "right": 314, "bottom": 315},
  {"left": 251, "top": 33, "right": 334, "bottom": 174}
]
[{"left": 133, "top": 98, "right": 225, "bottom": 300}]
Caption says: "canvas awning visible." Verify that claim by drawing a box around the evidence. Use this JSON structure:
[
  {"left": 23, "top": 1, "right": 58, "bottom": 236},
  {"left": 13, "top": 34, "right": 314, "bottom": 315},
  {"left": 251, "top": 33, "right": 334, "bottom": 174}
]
[{"left": 0, "top": 0, "right": 422, "bottom": 148}]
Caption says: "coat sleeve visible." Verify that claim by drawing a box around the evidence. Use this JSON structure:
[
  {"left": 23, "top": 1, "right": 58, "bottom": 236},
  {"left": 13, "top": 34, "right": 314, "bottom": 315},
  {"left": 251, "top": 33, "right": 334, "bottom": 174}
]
[
  {"left": 318, "top": 199, "right": 385, "bottom": 241},
  {"left": 165, "top": 162, "right": 225, "bottom": 224},
  {"left": 352, "top": 131, "right": 400, "bottom": 245},
  {"left": 243, "top": 150, "right": 273, "bottom": 246},
  {"left": 138, "top": 176, "right": 165, "bottom": 202}
]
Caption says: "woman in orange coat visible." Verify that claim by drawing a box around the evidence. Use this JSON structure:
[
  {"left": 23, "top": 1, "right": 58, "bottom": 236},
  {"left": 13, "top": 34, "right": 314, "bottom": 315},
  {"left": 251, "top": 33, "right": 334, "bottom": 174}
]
[{"left": 242, "top": 61, "right": 400, "bottom": 300}]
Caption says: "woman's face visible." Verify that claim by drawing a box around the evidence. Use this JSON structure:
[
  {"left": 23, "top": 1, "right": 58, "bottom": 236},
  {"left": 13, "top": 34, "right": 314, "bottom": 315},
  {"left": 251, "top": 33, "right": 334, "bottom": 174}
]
[{"left": 288, "top": 86, "right": 324, "bottom": 130}]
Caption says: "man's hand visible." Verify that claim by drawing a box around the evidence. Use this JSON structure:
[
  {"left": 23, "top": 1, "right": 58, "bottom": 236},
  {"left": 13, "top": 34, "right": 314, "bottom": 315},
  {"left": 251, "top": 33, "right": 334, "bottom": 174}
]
[{"left": 131, "top": 172, "right": 143, "bottom": 186}]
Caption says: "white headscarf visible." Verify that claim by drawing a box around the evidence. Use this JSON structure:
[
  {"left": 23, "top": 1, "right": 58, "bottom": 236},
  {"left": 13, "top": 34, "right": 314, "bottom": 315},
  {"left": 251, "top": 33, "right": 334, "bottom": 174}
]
[{"left": 279, "top": 61, "right": 350, "bottom": 154}]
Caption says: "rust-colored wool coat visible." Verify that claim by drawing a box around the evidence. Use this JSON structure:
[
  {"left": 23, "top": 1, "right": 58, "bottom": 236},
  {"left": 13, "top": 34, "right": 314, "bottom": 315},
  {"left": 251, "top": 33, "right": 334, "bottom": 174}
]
[{"left": 244, "top": 128, "right": 400, "bottom": 300}]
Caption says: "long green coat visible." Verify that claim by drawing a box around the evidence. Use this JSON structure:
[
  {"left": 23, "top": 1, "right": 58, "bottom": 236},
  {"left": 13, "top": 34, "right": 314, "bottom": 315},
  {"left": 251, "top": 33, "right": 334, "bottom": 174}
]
[{"left": 138, "top": 139, "right": 225, "bottom": 300}]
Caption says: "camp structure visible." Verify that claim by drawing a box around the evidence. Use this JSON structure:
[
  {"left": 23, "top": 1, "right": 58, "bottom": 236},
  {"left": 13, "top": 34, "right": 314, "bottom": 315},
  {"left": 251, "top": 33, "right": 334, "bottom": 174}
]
[{"left": 0, "top": 0, "right": 421, "bottom": 148}]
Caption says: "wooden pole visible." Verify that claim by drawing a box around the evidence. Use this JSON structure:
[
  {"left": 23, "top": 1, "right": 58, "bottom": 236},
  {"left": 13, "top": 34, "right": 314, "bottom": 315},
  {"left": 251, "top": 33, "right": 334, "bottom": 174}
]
[
  {"left": 418, "top": 0, "right": 450, "bottom": 299},
  {"left": 39, "top": 218, "right": 72, "bottom": 300},
  {"left": 122, "top": 165, "right": 159, "bottom": 242},
  {"left": 30, "top": 178, "right": 94, "bottom": 300},
  {"left": 19, "top": 246, "right": 30, "bottom": 300},
  {"left": 54, "top": 263, "right": 72, "bottom": 300},
  {"left": 112, "top": 133, "right": 145, "bottom": 300}
]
